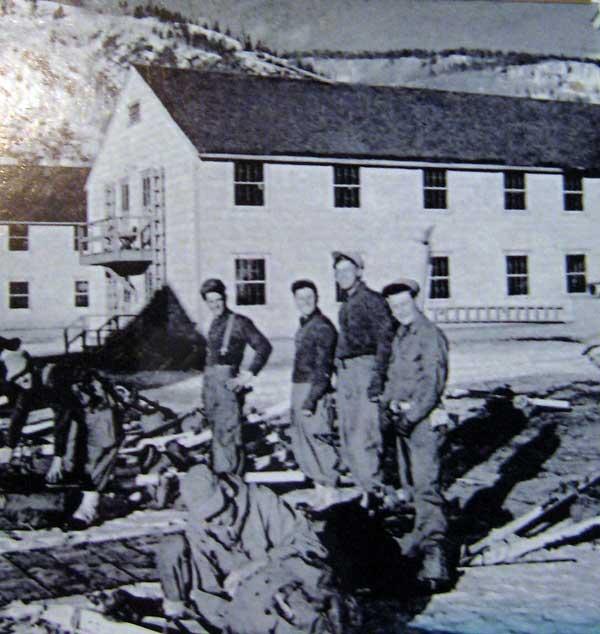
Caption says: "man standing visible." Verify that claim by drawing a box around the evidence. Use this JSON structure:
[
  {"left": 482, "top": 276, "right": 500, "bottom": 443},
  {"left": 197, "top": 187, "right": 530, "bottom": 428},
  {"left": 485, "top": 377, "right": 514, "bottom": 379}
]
[
  {"left": 381, "top": 278, "right": 450, "bottom": 592},
  {"left": 289, "top": 279, "right": 339, "bottom": 506},
  {"left": 332, "top": 252, "right": 395, "bottom": 501},
  {"left": 200, "top": 278, "right": 272, "bottom": 475}
]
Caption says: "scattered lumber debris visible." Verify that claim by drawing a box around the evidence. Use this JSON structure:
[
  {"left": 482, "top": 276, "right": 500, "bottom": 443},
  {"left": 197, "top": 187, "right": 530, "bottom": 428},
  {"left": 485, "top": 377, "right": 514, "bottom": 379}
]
[
  {"left": 461, "top": 471, "right": 600, "bottom": 566},
  {"left": 446, "top": 386, "right": 571, "bottom": 411}
]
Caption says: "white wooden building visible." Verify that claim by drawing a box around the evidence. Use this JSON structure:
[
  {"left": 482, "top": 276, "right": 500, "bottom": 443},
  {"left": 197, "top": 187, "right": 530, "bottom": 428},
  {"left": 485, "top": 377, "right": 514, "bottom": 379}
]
[
  {"left": 84, "top": 66, "right": 600, "bottom": 339},
  {"left": 0, "top": 165, "right": 105, "bottom": 344}
]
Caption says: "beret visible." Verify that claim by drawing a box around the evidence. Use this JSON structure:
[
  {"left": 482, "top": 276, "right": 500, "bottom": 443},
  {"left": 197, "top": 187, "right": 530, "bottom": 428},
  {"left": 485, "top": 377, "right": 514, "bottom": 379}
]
[
  {"left": 200, "top": 278, "right": 226, "bottom": 298},
  {"left": 291, "top": 279, "right": 318, "bottom": 296}
]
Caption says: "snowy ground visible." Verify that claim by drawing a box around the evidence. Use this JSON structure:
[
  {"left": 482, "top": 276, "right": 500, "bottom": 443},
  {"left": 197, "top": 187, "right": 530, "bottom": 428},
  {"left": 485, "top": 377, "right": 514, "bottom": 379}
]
[
  {"left": 144, "top": 337, "right": 596, "bottom": 414},
  {"left": 140, "top": 337, "right": 600, "bottom": 634},
  {"left": 2, "top": 336, "right": 598, "bottom": 633}
]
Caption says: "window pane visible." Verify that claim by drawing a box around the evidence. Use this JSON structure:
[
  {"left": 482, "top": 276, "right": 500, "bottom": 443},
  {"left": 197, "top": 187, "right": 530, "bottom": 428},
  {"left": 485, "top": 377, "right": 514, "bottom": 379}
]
[
  {"left": 505, "top": 191, "right": 526, "bottom": 210},
  {"left": 121, "top": 183, "right": 130, "bottom": 212},
  {"left": 508, "top": 276, "right": 528, "bottom": 296},
  {"left": 566, "top": 254, "right": 585, "bottom": 274},
  {"left": 566, "top": 254, "right": 586, "bottom": 293},
  {"left": 334, "top": 165, "right": 359, "bottom": 185},
  {"left": 9, "top": 295, "right": 28, "bottom": 309},
  {"left": 506, "top": 256, "right": 527, "bottom": 275},
  {"left": 424, "top": 169, "right": 446, "bottom": 188},
  {"left": 236, "top": 283, "right": 265, "bottom": 305},
  {"left": 8, "top": 225, "right": 28, "bottom": 251},
  {"left": 567, "top": 275, "right": 586, "bottom": 294},
  {"left": 431, "top": 256, "right": 449, "bottom": 277},
  {"left": 235, "top": 161, "right": 263, "bottom": 183},
  {"left": 235, "top": 183, "right": 263, "bottom": 206},
  {"left": 9, "top": 281, "right": 29, "bottom": 309},
  {"left": 430, "top": 278, "right": 450, "bottom": 299},
  {"left": 564, "top": 193, "right": 583, "bottom": 211},
  {"left": 424, "top": 189, "right": 447, "bottom": 209},
  {"left": 504, "top": 171, "right": 525, "bottom": 190},
  {"left": 9, "top": 281, "right": 28, "bottom": 294},
  {"left": 334, "top": 186, "right": 360, "bottom": 208},
  {"left": 564, "top": 173, "right": 582, "bottom": 192},
  {"left": 129, "top": 102, "right": 140, "bottom": 124}
]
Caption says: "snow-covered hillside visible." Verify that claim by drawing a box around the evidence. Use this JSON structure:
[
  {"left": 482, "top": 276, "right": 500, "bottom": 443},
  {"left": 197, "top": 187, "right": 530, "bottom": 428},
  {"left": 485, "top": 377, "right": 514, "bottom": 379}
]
[
  {"left": 0, "top": 0, "right": 323, "bottom": 164},
  {"left": 302, "top": 53, "right": 600, "bottom": 104}
]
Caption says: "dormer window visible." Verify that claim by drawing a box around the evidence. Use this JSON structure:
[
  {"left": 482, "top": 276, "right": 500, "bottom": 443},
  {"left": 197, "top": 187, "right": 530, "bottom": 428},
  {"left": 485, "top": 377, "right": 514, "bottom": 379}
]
[{"left": 128, "top": 101, "right": 141, "bottom": 126}]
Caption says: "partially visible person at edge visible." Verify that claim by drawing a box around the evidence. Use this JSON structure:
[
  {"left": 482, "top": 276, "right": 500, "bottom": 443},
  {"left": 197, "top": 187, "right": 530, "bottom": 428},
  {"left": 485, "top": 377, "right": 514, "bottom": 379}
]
[
  {"left": 200, "top": 278, "right": 272, "bottom": 475},
  {"left": 332, "top": 251, "right": 395, "bottom": 506},
  {"left": 381, "top": 277, "right": 451, "bottom": 592},
  {"left": 0, "top": 337, "right": 35, "bottom": 467},
  {"left": 289, "top": 279, "right": 341, "bottom": 508}
]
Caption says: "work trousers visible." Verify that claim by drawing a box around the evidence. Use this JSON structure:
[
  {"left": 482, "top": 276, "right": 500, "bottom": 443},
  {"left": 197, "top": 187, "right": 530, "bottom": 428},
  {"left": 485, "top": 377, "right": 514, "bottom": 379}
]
[
  {"left": 335, "top": 355, "right": 383, "bottom": 493},
  {"left": 65, "top": 407, "right": 122, "bottom": 492},
  {"left": 396, "top": 418, "right": 447, "bottom": 552},
  {"left": 157, "top": 532, "right": 341, "bottom": 634},
  {"left": 289, "top": 383, "right": 338, "bottom": 487},
  {"left": 202, "top": 365, "right": 244, "bottom": 475}
]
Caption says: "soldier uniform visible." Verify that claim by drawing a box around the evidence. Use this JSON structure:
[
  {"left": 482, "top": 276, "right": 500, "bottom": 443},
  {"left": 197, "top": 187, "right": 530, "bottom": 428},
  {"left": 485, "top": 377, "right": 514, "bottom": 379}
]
[
  {"left": 157, "top": 465, "right": 348, "bottom": 633},
  {"left": 333, "top": 253, "right": 395, "bottom": 495},
  {"left": 381, "top": 278, "right": 450, "bottom": 589},
  {"left": 290, "top": 280, "right": 339, "bottom": 488},
  {"left": 201, "top": 279, "right": 272, "bottom": 475}
]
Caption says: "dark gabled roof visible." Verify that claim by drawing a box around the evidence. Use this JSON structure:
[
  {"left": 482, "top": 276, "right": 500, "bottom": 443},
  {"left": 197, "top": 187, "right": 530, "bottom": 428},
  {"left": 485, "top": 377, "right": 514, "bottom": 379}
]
[
  {"left": 0, "top": 165, "right": 89, "bottom": 223},
  {"left": 134, "top": 65, "right": 600, "bottom": 171}
]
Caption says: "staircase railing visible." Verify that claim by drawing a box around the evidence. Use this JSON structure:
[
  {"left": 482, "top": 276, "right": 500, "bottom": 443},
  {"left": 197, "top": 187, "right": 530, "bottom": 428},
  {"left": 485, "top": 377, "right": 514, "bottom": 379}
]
[{"left": 63, "top": 313, "right": 137, "bottom": 353}]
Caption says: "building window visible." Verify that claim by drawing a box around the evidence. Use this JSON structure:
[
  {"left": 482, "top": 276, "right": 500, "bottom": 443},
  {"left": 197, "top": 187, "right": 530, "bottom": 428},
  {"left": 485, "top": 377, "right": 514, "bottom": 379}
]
[
  {"left": 235, "top": 257, "right": 266, "bottom": 305},
  {"left": 8, "top": 224, "right": 28, "bottom": 251},
  {"left": 423, "top": 168, "right": 447, "bottom": 209},
  {"left": 74, "top": 280, "right": 89, "bottom": 307},
  {"left": 74, "top": 225, "right": 88, "bottom": 252},
  {"left": 121, "top": 181, "right": 130, "bottom": 213},
  {"left": 333, "top": 165, "right": 360, "bottom": 208},
  {"left": 506, "top": 255, "right": 529, "bottom": 296},
  {"left": 234, "top": 161, "right": 264, "bottom": 206},
  {"left": 429, "top": 256, "right": 450, "bottom": 299},
  {"left": 9, "top": 281, "right": 29, "bottom": 309},
  {"left": 564, "top": 172, "right": 583, "bottom": 211},
  {"left": 104, "top": 184, "right": 115, "bottom": 218},
  {"left": 504, "top": 171, "right": 526, "bottom": 210},
  {"left": 565, "top": 254, "right": 587, "bottom": 294},
  {"left": 128, "top": 101, "right": 141, "bottom": 125},
  {"left": 142, "top": 175, "right": 152, "bottom": 208}
]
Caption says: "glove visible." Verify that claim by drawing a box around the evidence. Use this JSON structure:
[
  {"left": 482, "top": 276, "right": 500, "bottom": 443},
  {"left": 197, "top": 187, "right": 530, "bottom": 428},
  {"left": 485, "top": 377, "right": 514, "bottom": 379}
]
[
  {"left": 226, "top": 370, "right": 254, "bottom": 393},
  {"left": 367, "top": 375, "right": 385, "bottom": 402},
  {"left": 0, "top": 447, "right": 13, "bottom": 465},
  {"left": 388, "top": 402, "right": 414, "bottom": 436},
  {"left": 46, "top": 456, "right": 64, "bottom": 483}
]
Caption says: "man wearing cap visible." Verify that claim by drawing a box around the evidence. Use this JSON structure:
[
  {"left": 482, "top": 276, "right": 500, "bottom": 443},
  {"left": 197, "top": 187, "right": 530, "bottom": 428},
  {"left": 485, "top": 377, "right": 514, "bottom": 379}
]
[
  {"left": 381, "top": 278, "right": 451, "bottom": 592},
  {"left": 332, "top": 251, "right": 395, "bottom": 500},
  {"left": 156, "top": 464, "right": 350, "bottom": 633},
  {"left": 200, "top": 278, "right": 272, "bottom": 475},
  {"left": 289, "top": 279, "right": 339, "bottom": 506}
]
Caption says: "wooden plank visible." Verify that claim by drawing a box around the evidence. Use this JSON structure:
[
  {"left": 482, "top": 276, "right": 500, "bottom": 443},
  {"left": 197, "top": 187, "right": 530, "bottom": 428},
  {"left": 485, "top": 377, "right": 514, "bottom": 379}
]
[
  {"left": 0, "top": 510, "right": 186, "bottom": 555},
  {"left": 41, "top": 604, "right": 158, "bottom": 634},
  {"left": 245, "top": 470, "right": 306, "bottom": 484}
]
